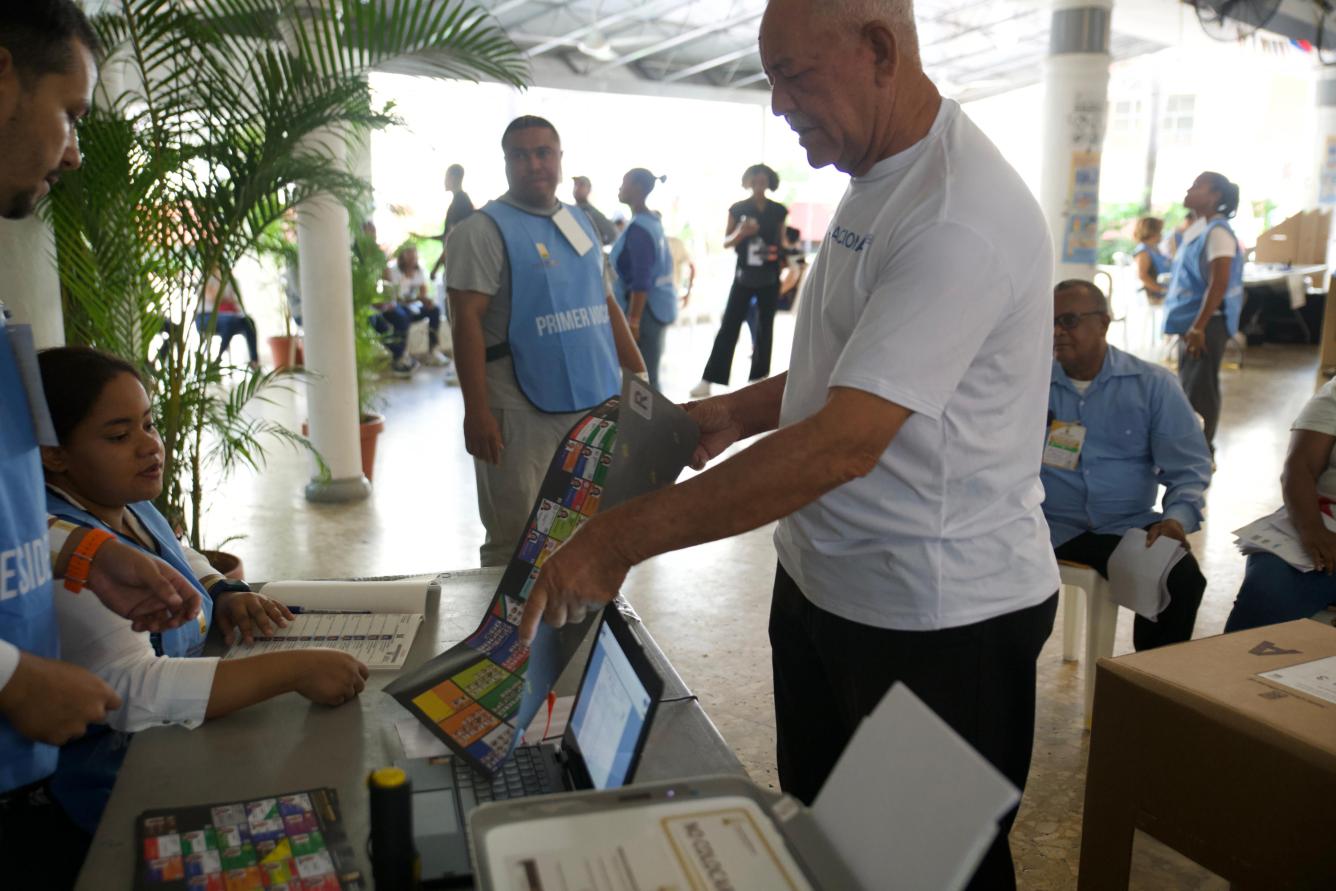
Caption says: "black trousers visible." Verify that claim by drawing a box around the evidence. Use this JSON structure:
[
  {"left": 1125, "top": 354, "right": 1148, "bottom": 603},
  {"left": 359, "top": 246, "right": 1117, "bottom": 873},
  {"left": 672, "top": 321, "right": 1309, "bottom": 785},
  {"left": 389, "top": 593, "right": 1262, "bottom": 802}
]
[
  {"left": 702, "top": 280, "right": 779, "bottom": 385},
  {"left": 1054, "top": 531, "right": 1205, "bottom": 652},
  {"left": 1176, "top": 315, "right": 1228, "bottom": 451},
  {"left": 769, "top": 564, "right": 1058, "bottom": 890},
  {"left": 0, "top": 778, "right": 89, "bottom": 890}
]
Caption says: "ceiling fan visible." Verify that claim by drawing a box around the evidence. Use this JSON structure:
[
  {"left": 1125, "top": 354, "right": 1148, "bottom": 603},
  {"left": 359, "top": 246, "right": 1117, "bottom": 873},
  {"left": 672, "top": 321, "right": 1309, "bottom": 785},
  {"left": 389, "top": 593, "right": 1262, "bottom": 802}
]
[{"left": 1192, "top": 0, "right": 1284, "bottom": 41}]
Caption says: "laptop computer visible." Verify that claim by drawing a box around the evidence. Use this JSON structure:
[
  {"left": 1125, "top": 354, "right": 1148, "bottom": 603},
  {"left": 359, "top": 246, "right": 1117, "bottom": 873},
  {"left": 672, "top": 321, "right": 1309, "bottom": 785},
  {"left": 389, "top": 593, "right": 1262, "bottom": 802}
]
[{"left": 401, "top": 605, "right": 665, "bottom": 885}]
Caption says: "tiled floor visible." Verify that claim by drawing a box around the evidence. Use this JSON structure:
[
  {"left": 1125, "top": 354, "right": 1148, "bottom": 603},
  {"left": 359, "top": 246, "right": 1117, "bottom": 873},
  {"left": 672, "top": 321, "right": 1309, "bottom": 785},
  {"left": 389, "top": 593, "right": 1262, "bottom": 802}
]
[{"left": 202, "top": 299, "right": 1323, "bottom": 888}]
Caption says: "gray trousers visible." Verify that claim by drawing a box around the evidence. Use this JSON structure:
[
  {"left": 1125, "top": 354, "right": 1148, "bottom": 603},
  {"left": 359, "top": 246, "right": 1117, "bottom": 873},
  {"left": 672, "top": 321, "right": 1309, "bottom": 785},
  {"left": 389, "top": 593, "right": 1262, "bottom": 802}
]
[
  {"left": 474, "top": 403, "right": 584, "bottom": 567},
  {"left": 1176, "top": 315, "right": 1228, "bottom": 451}
]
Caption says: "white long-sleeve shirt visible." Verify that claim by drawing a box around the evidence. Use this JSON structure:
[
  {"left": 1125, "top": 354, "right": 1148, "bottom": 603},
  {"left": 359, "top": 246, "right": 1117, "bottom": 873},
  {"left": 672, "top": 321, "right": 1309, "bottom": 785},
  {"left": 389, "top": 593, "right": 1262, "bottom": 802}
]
[{"left": 48, "top": 490, "right": 220, "bottom": 732}]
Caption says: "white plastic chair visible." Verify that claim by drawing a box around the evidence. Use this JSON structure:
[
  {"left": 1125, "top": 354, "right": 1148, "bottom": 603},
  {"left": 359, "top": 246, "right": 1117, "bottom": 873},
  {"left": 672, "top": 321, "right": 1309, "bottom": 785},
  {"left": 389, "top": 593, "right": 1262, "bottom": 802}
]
[{"left": 1059, "top": 561, "right": 1119, "bottom": 728}]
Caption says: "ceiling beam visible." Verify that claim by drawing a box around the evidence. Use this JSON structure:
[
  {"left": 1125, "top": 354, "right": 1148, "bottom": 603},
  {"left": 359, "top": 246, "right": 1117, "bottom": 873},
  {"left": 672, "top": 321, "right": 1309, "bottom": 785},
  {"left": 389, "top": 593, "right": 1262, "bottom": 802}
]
[
  {"left": 660, "top": 45, "right": 755, "bottom": 83},
  {"left": 591, "top": 9, "right": 762, "bottom": 73},
  {"left": 729, "top": 70, "right": 769, "bottom": 89},
  {"left": 523, "top": 0, "right": 694, "bottom": 58}
]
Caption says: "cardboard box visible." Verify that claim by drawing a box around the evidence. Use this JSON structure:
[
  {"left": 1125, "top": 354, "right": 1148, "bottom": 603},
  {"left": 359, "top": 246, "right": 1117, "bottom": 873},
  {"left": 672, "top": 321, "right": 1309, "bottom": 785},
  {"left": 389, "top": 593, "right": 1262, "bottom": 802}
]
[
  {"left": 1254, "top": 209, "right": 1331, "bottom": 266},
  {"left": 1079, "top": 620, "right": 1336, "bottom": 889}
]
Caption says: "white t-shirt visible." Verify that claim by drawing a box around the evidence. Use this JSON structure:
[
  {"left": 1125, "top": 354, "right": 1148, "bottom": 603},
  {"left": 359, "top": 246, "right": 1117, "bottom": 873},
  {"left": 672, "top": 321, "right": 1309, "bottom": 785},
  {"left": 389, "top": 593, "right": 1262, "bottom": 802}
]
[
  {"left": 1181, "top": 217, "right": 1237, "bottom": 263},
  {"left": 1293, "top": 378, "right": 1336, "bottom": 500},
  {"left": 773, "top": 99, "right": 1060, "bottom": 631},
  {"left": 389, "top": 266, "right": 429, "bottom": 302}
]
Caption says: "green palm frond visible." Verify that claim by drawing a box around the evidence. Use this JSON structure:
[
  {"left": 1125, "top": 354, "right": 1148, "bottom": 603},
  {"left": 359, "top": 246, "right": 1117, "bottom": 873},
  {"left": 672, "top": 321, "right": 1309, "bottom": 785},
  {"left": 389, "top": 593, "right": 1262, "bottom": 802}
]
[{"left": 46, "top": 0, "right": 527, "bottom": 548}]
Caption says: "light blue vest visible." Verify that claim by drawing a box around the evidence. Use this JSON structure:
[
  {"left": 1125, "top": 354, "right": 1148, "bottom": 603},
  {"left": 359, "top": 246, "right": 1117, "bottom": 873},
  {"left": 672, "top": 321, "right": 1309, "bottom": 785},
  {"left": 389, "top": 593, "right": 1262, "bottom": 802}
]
[
  {"left": 44, "top": 491, "right": 213, "bottom": 658},
  {"left": 0, "top": 316, "right": 59, "bottom": 792},
  {"left": 610, "top": 212, "right": 678, "bottom": 326},
  {"left": 1163, "top": 218, "right": 1244, "bottom": 336},
  {"left": 482, "top": 200, "right": 621, "bottom": 413},
  {"left": 1132, "top": 243, "right": 1171, "bottom": 277},
  {"left": 44, "top": 491, "right": 212, "bottom": 832}
]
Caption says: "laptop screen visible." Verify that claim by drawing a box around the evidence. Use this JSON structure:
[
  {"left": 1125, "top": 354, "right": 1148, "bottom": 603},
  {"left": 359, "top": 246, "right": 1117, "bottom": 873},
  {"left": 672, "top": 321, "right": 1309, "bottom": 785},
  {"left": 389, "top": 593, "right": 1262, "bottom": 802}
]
[{"left": 568, "top": 618, "right": 654, "bottom": 790}]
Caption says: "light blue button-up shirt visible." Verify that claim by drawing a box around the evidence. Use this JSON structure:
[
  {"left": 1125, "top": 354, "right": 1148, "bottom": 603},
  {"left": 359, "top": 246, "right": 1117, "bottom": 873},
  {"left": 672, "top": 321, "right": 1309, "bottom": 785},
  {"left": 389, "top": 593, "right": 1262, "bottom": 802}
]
[{"left": 1041, "top": 345, "right": 1212, "bottom": 547}]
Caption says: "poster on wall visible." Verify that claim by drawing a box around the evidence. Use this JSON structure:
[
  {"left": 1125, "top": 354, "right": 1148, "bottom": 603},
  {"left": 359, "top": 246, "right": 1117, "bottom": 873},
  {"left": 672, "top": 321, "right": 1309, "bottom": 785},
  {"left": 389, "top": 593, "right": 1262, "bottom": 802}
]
[
  {"left": 1062, "top": 150, "right": 1101, "bottom": 265},
  {"left": 1321, "top": 135, "right": 1336, "bottom": 206}
]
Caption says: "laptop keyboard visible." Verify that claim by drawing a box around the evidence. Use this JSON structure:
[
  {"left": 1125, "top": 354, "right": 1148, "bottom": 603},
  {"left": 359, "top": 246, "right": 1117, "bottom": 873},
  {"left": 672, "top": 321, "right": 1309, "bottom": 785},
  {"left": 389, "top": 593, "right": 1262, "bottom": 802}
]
[{"left": 451, "top": 746, "right": 559, "bottom": 802}]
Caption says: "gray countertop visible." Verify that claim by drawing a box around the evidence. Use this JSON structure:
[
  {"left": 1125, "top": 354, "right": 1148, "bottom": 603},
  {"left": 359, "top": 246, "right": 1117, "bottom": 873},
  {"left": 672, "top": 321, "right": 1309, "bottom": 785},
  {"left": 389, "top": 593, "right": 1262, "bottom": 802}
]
[{"left": 76, "top": 569, "right": 744, "bottom": 889}]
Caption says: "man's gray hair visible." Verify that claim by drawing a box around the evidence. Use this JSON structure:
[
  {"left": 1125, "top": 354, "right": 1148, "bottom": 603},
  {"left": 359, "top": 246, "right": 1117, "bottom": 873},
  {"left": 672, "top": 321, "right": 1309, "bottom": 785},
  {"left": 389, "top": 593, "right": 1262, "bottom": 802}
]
[{"left": 824, "top": 0, "right": 921, "bottom": 65}]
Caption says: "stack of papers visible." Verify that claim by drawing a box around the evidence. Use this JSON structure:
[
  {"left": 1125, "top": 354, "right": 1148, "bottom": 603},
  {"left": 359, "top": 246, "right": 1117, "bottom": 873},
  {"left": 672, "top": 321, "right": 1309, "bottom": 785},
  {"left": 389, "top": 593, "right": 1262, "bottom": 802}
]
[
  {"left": 1107, "top": 528, "right": 1188, "bottom": 621},
  {"left": 1233, "top": 508, "right": 1336, "bottom": 573}
]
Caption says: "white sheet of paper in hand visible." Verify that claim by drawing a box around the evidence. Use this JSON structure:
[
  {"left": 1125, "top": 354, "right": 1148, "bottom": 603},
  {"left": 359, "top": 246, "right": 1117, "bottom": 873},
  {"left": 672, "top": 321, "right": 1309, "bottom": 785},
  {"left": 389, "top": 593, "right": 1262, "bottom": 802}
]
[
  {"left": 812, "top": 683, "right": 1019, "bottom": 891},
  {"left": 552, "top": 206, "right": 595, "bottom": 256},
  {"left": 1107, "top": 528, "right": 1188, "bottom": 620}
]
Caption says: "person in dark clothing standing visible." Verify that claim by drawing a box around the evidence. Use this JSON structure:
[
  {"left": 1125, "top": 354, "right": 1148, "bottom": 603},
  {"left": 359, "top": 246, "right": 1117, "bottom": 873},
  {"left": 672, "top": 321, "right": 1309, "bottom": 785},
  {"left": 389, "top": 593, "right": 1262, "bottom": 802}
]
[
  {"left": 431, "top": 163, "right": 474, "bottom": 280},
  {"left": 691, "top": 164, "right": 787, "bottom": 397}
]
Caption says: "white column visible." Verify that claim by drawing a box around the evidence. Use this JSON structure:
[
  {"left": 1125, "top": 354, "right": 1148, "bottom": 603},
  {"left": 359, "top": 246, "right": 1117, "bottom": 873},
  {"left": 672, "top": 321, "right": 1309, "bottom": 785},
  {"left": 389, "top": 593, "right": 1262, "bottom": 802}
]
[
  {"left": 1039, "top": 0, "right": 1113, "bottom": 284},
  {"left": 297, "top": 126, "right": 370, "bottom": 503},
  {"left": 0, "top": 217, "right": 63, "bottom": 347}
]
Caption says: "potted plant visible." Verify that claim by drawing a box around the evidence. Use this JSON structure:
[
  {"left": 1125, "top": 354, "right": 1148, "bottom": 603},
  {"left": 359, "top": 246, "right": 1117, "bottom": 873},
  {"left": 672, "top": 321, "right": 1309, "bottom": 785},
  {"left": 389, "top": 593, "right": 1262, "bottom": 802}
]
[
  {"left": 256, "top": 215, "right": 305, "bottom": 370},
  {"left": 350, "top": 212, "right": 393, "bottom": 480},
  {"left": 46, "top": 0, "right": 526, "bottom": 550}
]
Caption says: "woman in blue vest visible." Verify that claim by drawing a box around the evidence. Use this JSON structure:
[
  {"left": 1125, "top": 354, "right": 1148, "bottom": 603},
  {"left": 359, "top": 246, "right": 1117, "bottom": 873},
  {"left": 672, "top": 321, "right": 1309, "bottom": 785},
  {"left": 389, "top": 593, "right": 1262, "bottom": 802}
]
[
  {"left": 36, "top": 347, "right": 370, "bottom": 835},
  {"left": 1131, "top": 216, "right": 1170, "bottom": 301},
  {"left": 610, "top": 168, "right": 677, "bottom": 391},
  {"left": 1163, "top": 171, "right": 1245, "bottom": 453},
  {"left": 690, "top": 164, "right": 788, "bottom": 398}
]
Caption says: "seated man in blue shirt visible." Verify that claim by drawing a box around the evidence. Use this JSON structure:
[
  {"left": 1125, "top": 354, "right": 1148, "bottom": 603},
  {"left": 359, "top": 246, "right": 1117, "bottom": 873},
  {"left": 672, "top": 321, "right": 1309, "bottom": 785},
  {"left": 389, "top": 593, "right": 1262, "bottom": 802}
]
[{"left": 1043, "top": 280, "right": 1213, "bottom": 650}]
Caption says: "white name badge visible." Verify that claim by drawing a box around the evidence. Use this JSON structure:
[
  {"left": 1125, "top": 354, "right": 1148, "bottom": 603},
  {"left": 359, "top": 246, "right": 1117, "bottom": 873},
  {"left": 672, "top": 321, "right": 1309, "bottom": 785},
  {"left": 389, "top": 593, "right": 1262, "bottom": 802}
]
[
  {"left": 1042, "top": 420, "right": 1086, "bottom": 471},
  {"left": 551, "top": 207, "right": 595, "bottom": 257},
  {"left": 4, "top": 321, "right": 58, "bottom": 446}
]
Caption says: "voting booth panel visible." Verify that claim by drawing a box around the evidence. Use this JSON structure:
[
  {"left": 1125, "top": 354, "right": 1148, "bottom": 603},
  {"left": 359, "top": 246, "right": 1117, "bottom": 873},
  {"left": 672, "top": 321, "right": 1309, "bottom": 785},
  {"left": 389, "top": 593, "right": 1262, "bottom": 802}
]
[{"left": 1079, "top": 620, "right": 1336, "bottom": 889}]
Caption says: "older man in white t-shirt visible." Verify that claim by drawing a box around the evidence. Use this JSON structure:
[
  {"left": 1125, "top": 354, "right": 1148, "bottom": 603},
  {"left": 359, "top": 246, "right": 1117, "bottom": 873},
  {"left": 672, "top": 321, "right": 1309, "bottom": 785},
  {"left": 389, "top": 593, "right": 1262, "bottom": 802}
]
[{"left": 518, "top": 3, "right": 1057, "bottom": 884}]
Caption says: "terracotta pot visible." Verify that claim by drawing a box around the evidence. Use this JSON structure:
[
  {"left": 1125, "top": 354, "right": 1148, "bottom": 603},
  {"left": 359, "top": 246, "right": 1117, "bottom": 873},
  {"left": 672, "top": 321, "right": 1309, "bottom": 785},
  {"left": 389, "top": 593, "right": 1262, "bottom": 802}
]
[
  {"left": 202, "top": 549, "right": 246, "bottom": 581},
  {"left": 302, "top": 413, "right": 384, "bottom": 482},
  {"left": 358, "top": 413, "right": 385, "bottom": 481},
  {"left": 266, "top": 335, "right": 304, "bottom": 369}
]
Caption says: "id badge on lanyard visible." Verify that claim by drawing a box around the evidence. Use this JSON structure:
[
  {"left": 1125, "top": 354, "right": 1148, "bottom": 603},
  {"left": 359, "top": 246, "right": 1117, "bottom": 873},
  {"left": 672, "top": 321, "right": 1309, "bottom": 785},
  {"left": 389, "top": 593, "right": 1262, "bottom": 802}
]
[
  {"left": 2, "top": 314, "right": 59, "bottom": 446},
  {"left": 1043, "top": 420, "right": 1086, "bottom": 471}
]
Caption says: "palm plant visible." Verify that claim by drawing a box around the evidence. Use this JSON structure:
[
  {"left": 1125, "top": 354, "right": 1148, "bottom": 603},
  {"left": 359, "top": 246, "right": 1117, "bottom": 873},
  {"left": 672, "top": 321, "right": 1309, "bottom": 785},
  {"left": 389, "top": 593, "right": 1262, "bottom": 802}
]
[{"left": 46, "top": 0, "right": 526, "bottom": 548}]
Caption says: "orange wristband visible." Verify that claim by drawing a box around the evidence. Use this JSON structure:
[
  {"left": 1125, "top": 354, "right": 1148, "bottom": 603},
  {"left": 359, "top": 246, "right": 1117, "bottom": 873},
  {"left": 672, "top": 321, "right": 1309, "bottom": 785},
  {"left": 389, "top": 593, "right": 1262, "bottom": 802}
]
[{"left": 63, "top": 528, "right": 115, "bottom": 593}]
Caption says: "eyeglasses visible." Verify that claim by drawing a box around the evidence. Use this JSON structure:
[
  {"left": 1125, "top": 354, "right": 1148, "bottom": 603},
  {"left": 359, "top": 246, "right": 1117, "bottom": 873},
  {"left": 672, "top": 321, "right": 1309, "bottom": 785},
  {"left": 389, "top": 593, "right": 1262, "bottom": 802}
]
[
  {"left": 1054, "top": 311, "right": 1106, "bottom": 330},
  {"left": 504, "top": 146, "right": 558, "bottom": 164}
]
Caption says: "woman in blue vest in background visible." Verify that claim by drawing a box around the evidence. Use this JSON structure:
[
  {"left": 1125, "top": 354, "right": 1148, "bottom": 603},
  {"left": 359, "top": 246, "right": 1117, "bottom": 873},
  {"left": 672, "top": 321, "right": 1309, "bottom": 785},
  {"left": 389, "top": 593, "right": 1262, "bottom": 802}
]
[
  {"left": 1131, "top": 216, "right": 1170, "bottom": 301},
  {"left": 36, "top": 347, "right": 369, "bottom": 837},
  {"left": 611, "top": 168, "right": 677, "bottom": 391},
  {"left": 1163, "top": 172, "right": 1245, "bottom": 454}
]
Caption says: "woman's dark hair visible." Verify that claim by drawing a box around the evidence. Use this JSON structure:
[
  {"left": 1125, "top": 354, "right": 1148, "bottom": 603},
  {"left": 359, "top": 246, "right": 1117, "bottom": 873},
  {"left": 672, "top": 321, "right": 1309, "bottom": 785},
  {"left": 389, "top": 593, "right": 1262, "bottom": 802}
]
[
  {"left": 785, "top": 226, "right": 801, "bottom": 243},
  {"left": 626, "top": 168, "right": 666, "bottom": 197},
  {"left": 37, "top": 346, "right": 144, "bottom": 445},
  {"left": 741, "top": 164, "right": 779, "bottom": 191},
  {"left": 501, "top": 115, "right": 560, "bottom": 150},
  {"left": 1201, "top": 171, "right": 1240, "bottom": 219}
]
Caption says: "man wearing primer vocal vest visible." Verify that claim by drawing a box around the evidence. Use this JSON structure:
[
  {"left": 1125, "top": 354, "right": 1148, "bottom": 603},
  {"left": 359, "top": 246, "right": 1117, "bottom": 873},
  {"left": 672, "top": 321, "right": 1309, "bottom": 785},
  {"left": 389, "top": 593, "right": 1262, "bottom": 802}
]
[
  {"left": 447, "top": 116, "right": 645, "bottom": 567},
  {"left": 0, "top": 3, "right": 203, "bottom": 880},
  {"left": 518, "top": 1, "right": 1059, "bottom": 886}
]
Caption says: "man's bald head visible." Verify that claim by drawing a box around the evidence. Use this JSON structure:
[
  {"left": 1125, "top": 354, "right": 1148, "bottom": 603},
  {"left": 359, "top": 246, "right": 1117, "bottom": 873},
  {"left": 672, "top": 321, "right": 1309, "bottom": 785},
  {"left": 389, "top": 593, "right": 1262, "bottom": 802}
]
[
  {"left": 760, "top": 0, "right": 936, "bottom": 176},
  {"left": 823, "top": 0, "right": 921, "bottom": 66}
]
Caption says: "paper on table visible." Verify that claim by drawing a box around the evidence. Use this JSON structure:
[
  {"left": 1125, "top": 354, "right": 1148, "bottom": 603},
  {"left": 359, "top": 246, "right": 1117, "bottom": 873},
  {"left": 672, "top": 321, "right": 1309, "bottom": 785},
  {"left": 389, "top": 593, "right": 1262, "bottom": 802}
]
[
  {"left": 223, "top": 612, "right": 422, "bottom": 669},
  {"left": 812, "top": 683, "right": 1019, "bottom": 891},
  {"left": 1107, "top": 528, "right": 1188, "bottom": 621},
  {"left": 259, "top": 576, "right": 433, "bottom": 614},
  {"left": 1258, "top": 655, "right": 1336, "bottom": 706},
  {"left": 394, "top": 696, "right": 575, "bottom": 760}
]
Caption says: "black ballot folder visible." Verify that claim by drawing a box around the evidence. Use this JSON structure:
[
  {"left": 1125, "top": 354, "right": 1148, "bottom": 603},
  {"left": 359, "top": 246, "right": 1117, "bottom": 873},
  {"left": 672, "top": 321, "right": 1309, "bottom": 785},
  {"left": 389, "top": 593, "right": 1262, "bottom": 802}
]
[
  {"left": 401, "top": 605, "right": 664, "bottom": 885},
  {"left": 469, "top": 774, "right": 862, "bottom": 890}
]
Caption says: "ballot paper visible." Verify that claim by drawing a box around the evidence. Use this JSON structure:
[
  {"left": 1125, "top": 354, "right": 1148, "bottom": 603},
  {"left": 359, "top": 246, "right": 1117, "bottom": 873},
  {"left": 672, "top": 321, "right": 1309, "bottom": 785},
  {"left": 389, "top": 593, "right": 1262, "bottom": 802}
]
[
  {"left": 393, "top": 696, "right": 574, "bottom": 759},
  {"left": 1233, "top": 507, "right": 1336, "bottom": 572},
  {"left": 812, "top": 683, "right": 1020, "bottom": 891},
  {"left": 224, "top": 577, "right": 433, "bottom": 669},
  {"left": 1258, "top": 655, "right": 1336, "bottom": 706},
  {"left": 1107, "top": 528, "right": 1189, "bottom": 621}
]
